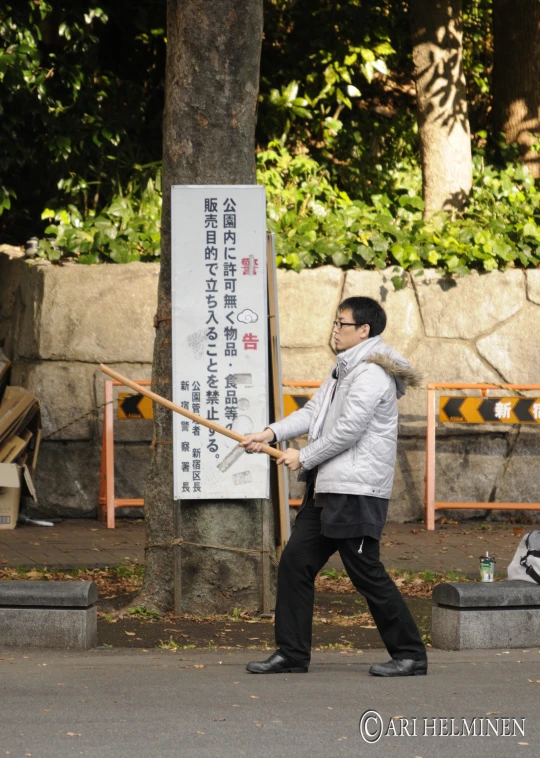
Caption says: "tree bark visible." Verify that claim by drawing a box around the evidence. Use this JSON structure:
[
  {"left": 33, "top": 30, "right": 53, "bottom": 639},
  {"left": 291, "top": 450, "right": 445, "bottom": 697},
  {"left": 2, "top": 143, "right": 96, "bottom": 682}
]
[
  {"left": 493, "top": 0, "right": 540, "bottom": 178},
  {"left": 138, "top": 0, "right": 264, "bottom": 611},
  {"left": 409, "top": 0, "right": 472, "bottom": 217}
]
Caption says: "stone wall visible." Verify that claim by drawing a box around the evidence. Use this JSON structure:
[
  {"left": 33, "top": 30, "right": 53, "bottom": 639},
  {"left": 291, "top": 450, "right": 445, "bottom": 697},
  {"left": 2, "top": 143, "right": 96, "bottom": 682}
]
[{"left": 1, "top": 246, "right": 540, "bottom": 524}]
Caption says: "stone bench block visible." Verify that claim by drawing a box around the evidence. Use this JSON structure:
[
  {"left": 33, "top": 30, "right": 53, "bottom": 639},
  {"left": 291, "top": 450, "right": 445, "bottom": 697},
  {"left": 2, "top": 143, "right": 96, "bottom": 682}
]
[
  {"left": 0, "top": 581, "right": 97, "bottom": 649},
  {"left": 432, "top": 580, "right": 540, "bottom": 651}
]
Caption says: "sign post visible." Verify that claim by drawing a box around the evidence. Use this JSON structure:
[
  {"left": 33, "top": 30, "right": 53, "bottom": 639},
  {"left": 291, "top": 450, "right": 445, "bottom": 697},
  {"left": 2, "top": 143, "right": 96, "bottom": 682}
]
[{"left": 170, "top": 185, "right": 274, "bottom": 614}]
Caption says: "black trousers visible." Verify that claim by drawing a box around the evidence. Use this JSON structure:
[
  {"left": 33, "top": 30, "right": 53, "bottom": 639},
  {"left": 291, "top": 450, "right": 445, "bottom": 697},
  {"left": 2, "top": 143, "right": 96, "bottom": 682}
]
[{"left": 275, "top": 500, "right": 426, "bottom": 666}]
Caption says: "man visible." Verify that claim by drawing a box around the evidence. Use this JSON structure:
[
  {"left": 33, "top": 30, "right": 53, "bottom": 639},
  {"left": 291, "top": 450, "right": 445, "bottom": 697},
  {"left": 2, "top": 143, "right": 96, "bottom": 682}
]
[{"left": 240, "top": 296, "right": 427, "bottom": 677}]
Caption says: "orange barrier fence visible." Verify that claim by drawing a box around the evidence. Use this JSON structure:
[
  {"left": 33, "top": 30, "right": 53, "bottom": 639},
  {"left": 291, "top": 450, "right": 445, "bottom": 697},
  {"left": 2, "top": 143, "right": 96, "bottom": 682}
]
[{"left": 425, "top": 383, "right": 540, "bottom": 530}]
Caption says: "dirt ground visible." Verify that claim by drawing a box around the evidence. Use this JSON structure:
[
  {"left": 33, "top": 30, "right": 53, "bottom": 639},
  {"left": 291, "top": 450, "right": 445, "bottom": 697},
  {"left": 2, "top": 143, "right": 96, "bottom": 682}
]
[{"left": 97, "top": 590, "right": 432, "bottom": 652}]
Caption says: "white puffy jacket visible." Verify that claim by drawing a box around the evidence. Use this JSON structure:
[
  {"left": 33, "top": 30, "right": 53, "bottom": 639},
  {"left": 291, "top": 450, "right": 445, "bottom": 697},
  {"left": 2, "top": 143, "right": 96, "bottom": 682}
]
[{"left": 269, "top": 336, "right": 420, "bottom": 499}]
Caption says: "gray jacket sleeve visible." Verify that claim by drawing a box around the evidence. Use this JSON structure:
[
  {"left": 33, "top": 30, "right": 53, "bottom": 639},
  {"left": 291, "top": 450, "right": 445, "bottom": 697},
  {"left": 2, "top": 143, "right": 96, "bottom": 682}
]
[
  {"left": 268, "top": 377, "right": 331, "bottom": 442},
  {"left": 299, "top": 365, "right": 388, "bottom": 470}
]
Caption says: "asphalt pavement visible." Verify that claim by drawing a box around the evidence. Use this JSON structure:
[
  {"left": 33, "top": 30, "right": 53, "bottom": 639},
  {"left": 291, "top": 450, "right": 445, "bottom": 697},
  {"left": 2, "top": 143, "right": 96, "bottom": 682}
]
[{"left": 1, "top": 647, "right": 538, "bottom": 758}]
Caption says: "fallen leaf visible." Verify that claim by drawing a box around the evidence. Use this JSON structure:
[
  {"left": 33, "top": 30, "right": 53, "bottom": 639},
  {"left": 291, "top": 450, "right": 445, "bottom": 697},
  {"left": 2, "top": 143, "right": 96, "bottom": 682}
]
[
  {"left": 213, "top": 717, "right": 226, "bottom": 722},
  {"left": 250, "top": 695, "right": 259, "bottom": 699},
  {"left": 527, "top": 679, "right": 540, "bottom": 683},
  {"left": 193, "top": 664, "right": 205, "bottom": 669},
  {"left": 125, "top": 631, "right": 135, "bottom": 636}
]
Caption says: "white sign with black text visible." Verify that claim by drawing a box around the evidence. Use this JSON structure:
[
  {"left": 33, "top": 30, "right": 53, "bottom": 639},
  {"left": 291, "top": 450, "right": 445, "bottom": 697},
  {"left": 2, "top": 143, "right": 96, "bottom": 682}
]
[{"left": 171, "top": 185, "right": 269, "bottom": 500}]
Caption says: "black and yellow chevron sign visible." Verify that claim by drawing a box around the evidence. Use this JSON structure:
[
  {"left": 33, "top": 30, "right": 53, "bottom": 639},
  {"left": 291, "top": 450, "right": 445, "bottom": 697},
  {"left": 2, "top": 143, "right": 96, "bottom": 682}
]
[
  {"left": 440, "top": 396, "right": 540, "bottom": 424},
  {"left": 117, "top": 393, "right": 154, "bottom": 420},
  {"left": 283, "top": 394, "right": 312, "bottom": 417}
]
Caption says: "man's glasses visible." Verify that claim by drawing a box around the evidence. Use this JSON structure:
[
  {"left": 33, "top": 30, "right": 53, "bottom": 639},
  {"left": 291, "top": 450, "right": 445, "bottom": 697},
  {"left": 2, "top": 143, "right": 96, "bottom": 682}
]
[{"left": 332, "top": 320, "right": 363, "bottom": 330}]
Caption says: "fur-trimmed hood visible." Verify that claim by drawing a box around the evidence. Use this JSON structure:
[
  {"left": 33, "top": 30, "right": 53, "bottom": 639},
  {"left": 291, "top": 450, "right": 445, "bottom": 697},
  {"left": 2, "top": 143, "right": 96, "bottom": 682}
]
[
  {"left": 366, "top": 353, "right": 423, "bottom": 394},
  {"left": 334, "top": 336, "right": 421, "bottom": 399}
]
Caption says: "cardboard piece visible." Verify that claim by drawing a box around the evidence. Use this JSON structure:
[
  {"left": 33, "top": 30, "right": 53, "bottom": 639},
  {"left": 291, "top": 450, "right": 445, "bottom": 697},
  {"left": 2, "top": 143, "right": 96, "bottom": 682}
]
[
  {"left": 0, "top": 462, "right": 37, "bottom": 530},
  {"left": 0, "top": 387, "right": 38, "bottom": 444},
  {"left": 0, "top": 385, "right": 42, "bottom": 528},
  {"left": 0, "top": 430, "right": 32, "bottom": 464},
  {"left": 0, "top": 462, "right": 21, "bottom": 529}
]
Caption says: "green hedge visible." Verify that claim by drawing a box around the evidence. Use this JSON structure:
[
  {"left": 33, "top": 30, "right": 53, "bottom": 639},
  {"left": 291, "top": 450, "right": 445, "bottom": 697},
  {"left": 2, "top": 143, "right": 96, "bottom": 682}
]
[{"left": 35, "top": 144, "right": 540, "bottom": 283}]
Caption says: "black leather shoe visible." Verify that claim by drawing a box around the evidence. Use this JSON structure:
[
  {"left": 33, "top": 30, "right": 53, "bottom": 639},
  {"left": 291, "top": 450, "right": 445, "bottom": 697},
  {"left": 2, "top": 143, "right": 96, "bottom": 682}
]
[
  {"left": 369, "top": 658, "right": 428, "bottom": 677},
  {"left": 246, "top": 651, "right": 308, "bottom": 674}
]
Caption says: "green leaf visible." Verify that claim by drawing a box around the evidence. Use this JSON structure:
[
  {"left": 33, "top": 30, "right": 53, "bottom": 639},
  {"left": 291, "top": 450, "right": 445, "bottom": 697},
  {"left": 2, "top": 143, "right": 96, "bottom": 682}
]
[
  {"left": 523, "top": 222, "right": 538, "bottom": 238},
  {"left": 78, "top": 253, "right": 99, "bottom": 265}
]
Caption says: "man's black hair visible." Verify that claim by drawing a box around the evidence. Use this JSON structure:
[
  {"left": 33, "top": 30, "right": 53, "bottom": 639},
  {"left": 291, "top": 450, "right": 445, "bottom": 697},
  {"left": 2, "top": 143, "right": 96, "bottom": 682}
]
[{"left": 338, "top": 296, "right": 386, "bottom": 337}]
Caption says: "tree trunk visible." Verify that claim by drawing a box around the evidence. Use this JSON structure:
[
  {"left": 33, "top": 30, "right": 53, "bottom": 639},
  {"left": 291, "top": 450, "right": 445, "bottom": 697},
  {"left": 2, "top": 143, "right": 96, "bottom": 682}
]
[
  {"left": 410, "top": 0, "right": 473, "bottom": 217},
  {"left": 138, "top": 0, "right": 264, "bottom": 611},
  {"left": 493, "top": 0, "right": 540, "bottom": 178}
]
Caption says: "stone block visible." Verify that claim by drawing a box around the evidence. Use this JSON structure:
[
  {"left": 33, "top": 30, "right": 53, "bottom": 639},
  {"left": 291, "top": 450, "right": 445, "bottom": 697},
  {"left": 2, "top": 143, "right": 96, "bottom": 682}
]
[
  {"left": 8, "top": 258, "right": 159, "bottom": 362},
  {"left": 398, "top": 341, "right": 500, "bottom": 420},
  {"left": 276, "top": 267, "right": 343, "bottom": 348},
  {"left": 390, "top": 434, "right": 511, "bottom": 523},
  {"left": 490, "top": 429, "right": 540, "bottom": 521},
  {"left": 342, "top": 269, "right": 422, "bottom": 354},
  {"left": 434, "top": 434, "right": 509, "bottom": 520},
  {"left": 390, "top": 437, "right": 425, "bottom": 522},
  {"left": 11, "top": 361, "right": 97, "bottom": 440},
  {"left": 280, "top": 346, "right": 336, "bottom": 383},
  {"left": 476, "top": 303, "right": 540, "bottom": 383},
  {"left": 526, "top": 269, "right": 540, "bottom": 305},
  {"left": 0, "top": 254, "right": 44, "bottom": 359},
  {"left": 432, "top": 580, "right": 540, "bottom": 650},
  {"left": 0, "top": 580, "right": 97, "bottom": 649},
  {"left": 30, "top": 441, "right": 150, "bottom": 519},
  {"left": 413, "top": 269, "right": 525, "bottom": 339},
  {"left": 432, "top": 606, "right": 540, "bottom": 650}
]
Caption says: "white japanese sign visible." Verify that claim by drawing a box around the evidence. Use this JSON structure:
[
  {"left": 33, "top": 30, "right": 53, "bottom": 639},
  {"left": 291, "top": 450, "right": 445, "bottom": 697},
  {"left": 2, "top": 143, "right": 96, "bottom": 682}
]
[{"left": 171, "top": 185, "right": 269, "bottom": 500}]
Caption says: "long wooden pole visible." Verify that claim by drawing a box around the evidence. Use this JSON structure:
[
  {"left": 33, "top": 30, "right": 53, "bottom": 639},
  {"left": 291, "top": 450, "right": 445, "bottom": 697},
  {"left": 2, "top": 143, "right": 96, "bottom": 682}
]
[{"left": 99, "top": 364, "right": 283, "bottom": 460}]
